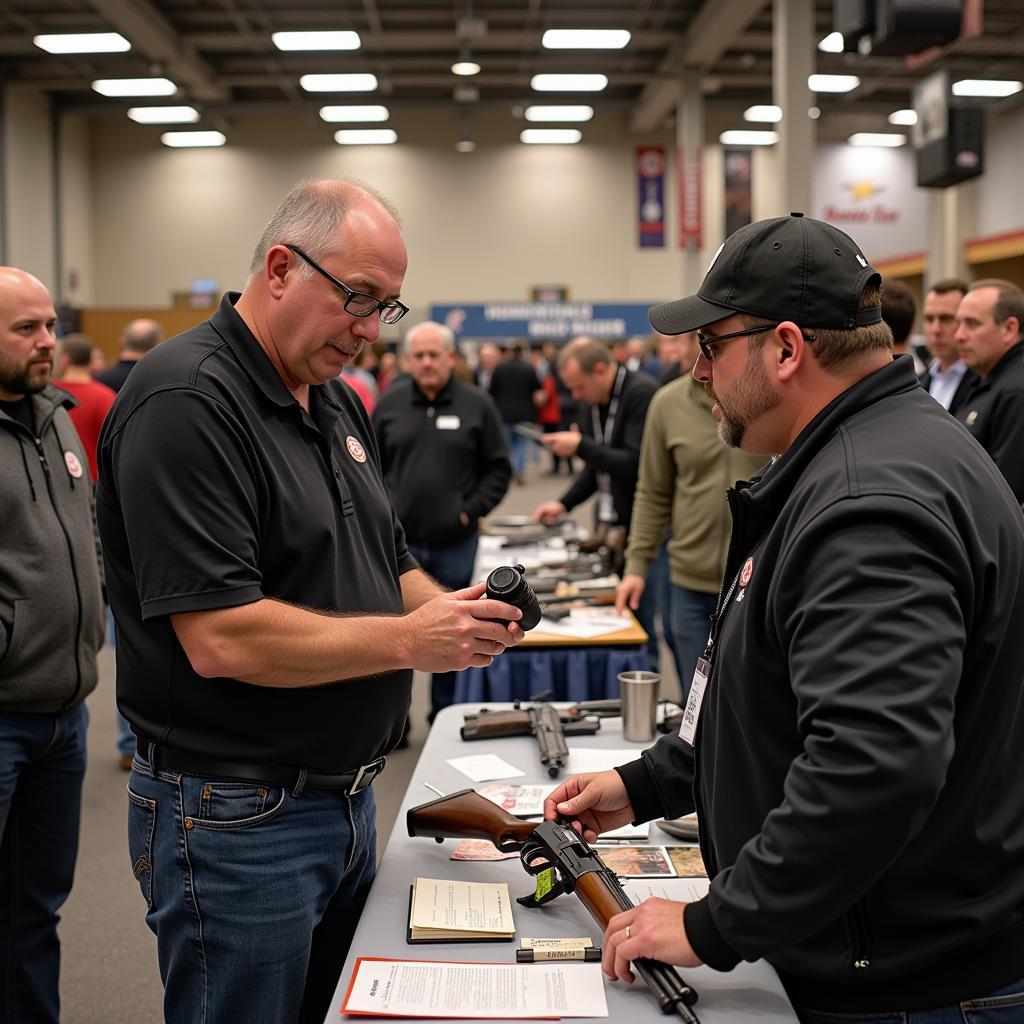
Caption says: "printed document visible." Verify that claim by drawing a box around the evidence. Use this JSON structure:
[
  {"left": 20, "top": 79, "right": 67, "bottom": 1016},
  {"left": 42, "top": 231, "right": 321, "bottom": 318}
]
[{"left": 342, "top": 957, "right": 608, "bottom": 1018}]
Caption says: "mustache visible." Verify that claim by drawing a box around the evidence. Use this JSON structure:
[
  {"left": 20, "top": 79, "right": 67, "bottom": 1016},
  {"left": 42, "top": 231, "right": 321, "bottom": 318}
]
[{"left": 703, "top": 382, "right": 718, "bottom": 404}]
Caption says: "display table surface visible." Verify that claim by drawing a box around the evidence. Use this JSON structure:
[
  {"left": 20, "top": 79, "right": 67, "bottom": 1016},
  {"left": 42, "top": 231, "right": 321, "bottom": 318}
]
[{"left": 324, "top": 704, "right": 798, "bottom": 1023}]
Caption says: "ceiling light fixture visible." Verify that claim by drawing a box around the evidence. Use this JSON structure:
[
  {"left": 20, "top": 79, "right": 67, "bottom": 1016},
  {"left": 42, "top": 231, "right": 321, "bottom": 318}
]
[
  {"left": 817, "top": 32, "right": 844, "bottom": 53},
  {"left": 451, "top": 59, "right": 481, "bottom": 76},
  {"left": 161, "top": 130, "right": 226, "bottom": 148},
  {"left": 888, "top": 109, "right": 918, "bottom": 125},
  {"left": 952, "top": 79, "right": 1023, "bottom": 98},
  {"left": 272, "top": 31, "right": 360, "bottom": 51},
  {"left": 531, "top": 74, "right": 608, "bottom": 92},
  {"left": 128, "top": 106, "right": 200, "bottom": 124},
  {"left": 743, "top": 104, "right": 782, "bottom": 123},
  {"left": 541, "top": 29, "right": 630, "bottom": 49},
  {"left": 520, "top": 128, "right": 582, "bottom": 144},
  {"left": 35, "top": 32, "right": 130, "bottom": 54},
  {"left": 524, "top": 105, "right": 594, "bottom": 122},
  {"left": 334, "top": 129, "right": 398, "bottom": 145},
  {"left": 720, "top": 130, "right": 778, "bottom": 146},
  {"left": 93, "top": 78, "right": 177, "bottom": 97},
  {"left": 808, "top": 74, "right": 860, "bottom": 93},
  {"left": 848, "top": 132, "right": 906, "bottom": 147},
  {"left": 318, "top": 105, "right": 389, "bottom": 122},
  {"left": 300, "top": 74, "right": 378, "bottom": 92}
]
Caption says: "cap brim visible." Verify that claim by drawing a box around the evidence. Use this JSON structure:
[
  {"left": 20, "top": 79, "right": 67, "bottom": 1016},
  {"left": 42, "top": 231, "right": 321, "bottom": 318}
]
[{"left": 649, "top": 294, "right": 736, "bottom": 335}]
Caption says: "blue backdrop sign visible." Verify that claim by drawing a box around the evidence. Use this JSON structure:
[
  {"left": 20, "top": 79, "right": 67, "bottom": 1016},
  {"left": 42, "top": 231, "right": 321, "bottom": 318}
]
[{"left": 430, "top": 302, "right": 656, "bottom": 341}]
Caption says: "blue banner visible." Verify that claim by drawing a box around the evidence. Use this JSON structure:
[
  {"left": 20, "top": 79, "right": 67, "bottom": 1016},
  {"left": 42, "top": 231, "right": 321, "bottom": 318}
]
[
  {"left": 430, "top": 302, "right": 657, "bottom": 341},
  {"left": 636, "top": 146, "right": 667, "bottom": 249}
]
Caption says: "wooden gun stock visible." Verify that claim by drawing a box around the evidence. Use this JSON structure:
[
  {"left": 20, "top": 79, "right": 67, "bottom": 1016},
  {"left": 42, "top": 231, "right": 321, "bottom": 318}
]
[{"left": 407, "top": 788, "right": 538, "bottom": 852}]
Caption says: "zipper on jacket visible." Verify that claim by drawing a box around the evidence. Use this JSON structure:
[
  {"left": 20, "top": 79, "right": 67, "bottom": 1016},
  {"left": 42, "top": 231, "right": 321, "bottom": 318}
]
[
  {"left": 33, "top": 415, "right": 86, "bottom": 708},
  {"left": 846, "top": 903, "right": 872, "bottom": 970}
]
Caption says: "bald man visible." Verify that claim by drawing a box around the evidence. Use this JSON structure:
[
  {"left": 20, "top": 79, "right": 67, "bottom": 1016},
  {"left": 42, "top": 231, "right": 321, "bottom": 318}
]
[
  {"left": 95, "top": 316, "right": 164, "bottom": 393},
  {"left": 97, "top": 180, "right": 524, "bottom": 1022},
  {"left": 0, "top": 267, "right": 105, "bottom": 1023}
]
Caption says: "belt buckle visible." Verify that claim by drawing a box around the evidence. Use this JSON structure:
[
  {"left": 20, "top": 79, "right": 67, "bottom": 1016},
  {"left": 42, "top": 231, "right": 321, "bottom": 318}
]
[{"left": 348, "top": 756, "right": 386, "bottom": 795}]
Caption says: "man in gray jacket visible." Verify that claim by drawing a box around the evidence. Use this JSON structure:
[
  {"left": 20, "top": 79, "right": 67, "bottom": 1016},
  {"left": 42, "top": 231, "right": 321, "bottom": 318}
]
[{"left": 0, "top": 267, "right": 105, "bottom": 1023}]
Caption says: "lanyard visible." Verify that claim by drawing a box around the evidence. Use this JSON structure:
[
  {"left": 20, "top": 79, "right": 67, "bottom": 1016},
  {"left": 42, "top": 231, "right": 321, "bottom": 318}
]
[
  {"left": 591, "top": 365, "right": 626, "bottom": 446},
  {"left": 592, "top": 366, "right": 626, "bottom": 522}
]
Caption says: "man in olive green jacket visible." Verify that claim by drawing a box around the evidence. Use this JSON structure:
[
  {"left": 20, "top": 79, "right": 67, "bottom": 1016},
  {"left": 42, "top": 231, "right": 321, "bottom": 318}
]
[{"left": 617, "top": 334, "right": 765, "bottom": 698}]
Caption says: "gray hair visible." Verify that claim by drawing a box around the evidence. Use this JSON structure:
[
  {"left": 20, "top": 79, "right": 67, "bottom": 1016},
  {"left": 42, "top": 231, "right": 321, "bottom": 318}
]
[
  {"left": 402, "top": 320, "right": 455, "bottom": 355},
  {"left": 248, "top": 178, "right": 400, "bottom": 278},
  {"left": 121, "top": 318, "right": 164, "bottom": 354}
]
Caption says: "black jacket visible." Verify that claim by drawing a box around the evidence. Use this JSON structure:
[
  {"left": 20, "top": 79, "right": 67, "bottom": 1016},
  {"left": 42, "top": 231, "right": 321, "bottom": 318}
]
[
  {"left": 372, "top": 377, "right": 511, "bottom": 546},
  {"left": 488, "top": 356, "right": 540, "bottom": 424},
  {"left": 954, "top": 340, "right": 1024, "bottom": 502},
  {"left": 560, "top": 368, "right": 658, "bottom": 529},
  {"left": 620, "top": 358, "right": 1024, "bottom": 1012},
  {"left": 917, "top": 363, "right": 977, "bottom": 416}
]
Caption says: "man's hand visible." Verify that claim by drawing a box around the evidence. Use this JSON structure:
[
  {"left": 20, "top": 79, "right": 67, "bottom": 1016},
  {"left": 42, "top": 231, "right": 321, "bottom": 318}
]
[
  {"left": 541, "top": 428, "right": 582, "bottom": 458},
  {"left": 602, "top": 900, "right": 703, "bottom": 984},
  {"left": 615, "top": 574, "right": 646, "bottom": 614},
  {"left": 402, "top": 581, "right": 524, "bottom": 672},
  {"left": 542, "top": 770, "right": 636, "bottom": 843},
  {"left": 532, "top": 500, "right": 567, "bottom": 525}
]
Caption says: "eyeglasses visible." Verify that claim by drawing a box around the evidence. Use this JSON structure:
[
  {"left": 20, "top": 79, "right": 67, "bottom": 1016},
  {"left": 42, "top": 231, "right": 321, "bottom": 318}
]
[
  {"left": 285, "top": 244, "right": 409, "bottom": 325},
  {"left": 696, "top": 323, "right": 778, "bottom": 361}
]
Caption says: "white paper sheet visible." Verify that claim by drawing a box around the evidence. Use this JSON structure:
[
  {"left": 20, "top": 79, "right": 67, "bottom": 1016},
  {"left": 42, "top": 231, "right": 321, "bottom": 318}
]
[
  {"left": 565, "top": 748, "right": 643, "bottom": 774},
  {"left": 533, "top": 609, "right": 630, "bottom": 639},
  {"left": 446, "top": 754, "right": 526, "bottom": 782},
  {"left": 341, "top": 957, "right": 609, "bottom": 1018},
  {"left": 623, "top": 877, "right": 711, "bottom": 905}
]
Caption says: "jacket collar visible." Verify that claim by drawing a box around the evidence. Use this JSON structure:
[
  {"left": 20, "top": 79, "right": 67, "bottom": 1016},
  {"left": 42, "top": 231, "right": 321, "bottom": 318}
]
[
  {"left": 976, "top": 339, "right": 1024, "bottom": 389},
  {"left": 0, "top": 383, "right": 75, "bottom": 426},
  {"left": 410, "top": 375, "right": 456, "bottom": 406},
  {"left": 735, "top": 357, "right": 920, "bottom": 525}
]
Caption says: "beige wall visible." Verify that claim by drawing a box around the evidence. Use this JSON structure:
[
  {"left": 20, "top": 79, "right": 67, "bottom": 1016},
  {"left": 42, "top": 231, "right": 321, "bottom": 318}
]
[
  {"left": 3, "top": 88, "right": 56, "bottom": 288},
  {"left": 59, "top": 114, "right": 95, "bottom": 306},
  {"left": 88, "top": 110, "right": 697, "bottom": 317}
]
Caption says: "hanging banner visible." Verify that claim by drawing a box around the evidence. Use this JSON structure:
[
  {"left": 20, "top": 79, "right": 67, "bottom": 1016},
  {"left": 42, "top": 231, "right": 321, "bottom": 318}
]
[
  {"left": 636, "top": 146, "right": 666, "bottom": 248},
  {"left": 723, "top": 149, "right": 753, "bottom": 238},
  {"left": 677, "top": 146, "right": 702, "bottom": 248}
]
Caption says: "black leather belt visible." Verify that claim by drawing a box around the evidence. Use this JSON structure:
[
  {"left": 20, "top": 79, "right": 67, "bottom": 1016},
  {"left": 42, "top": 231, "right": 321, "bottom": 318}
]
[{"left": 147, "top": 745, "right": 386, "bottom": 795}]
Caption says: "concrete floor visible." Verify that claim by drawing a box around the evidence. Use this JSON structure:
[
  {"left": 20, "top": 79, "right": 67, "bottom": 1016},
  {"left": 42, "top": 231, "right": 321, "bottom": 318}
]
[{"left": 57, "top": 451, "right": 677, "bottom": 1022}]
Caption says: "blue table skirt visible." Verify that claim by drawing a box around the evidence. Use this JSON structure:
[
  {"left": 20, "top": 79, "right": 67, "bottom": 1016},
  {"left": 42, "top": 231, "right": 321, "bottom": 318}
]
[{"left": 453, "top": 646, "right": 650, "bottom": 704}]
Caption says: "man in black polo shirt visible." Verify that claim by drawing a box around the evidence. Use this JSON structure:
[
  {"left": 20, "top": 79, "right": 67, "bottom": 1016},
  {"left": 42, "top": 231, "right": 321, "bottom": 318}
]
[
  {"left": 954, "top": 277, "right": 1024, "bottom": 502},
  {"left": 96, "top": 180, "right": 524, "bottom": 1024},
  {"left": 373, "top": 320, "right": 511, "bottom": 721}
]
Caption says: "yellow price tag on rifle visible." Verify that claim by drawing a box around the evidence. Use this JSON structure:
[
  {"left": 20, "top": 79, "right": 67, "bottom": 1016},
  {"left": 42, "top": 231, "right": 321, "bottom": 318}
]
[{"left": 534, "top": 868, "right": 555, "bottom": 902}]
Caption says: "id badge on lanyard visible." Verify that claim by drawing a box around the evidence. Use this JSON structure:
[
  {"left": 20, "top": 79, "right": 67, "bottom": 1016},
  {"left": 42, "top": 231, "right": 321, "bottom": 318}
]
[{"left": 679, "top": 657, "right": 710, "bottom": 746}]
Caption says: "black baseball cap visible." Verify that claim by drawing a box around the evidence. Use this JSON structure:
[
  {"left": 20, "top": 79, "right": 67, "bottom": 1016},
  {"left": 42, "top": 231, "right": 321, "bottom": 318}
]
[{"left": 650, "top": 212, "right": 882, "bottom": 335}]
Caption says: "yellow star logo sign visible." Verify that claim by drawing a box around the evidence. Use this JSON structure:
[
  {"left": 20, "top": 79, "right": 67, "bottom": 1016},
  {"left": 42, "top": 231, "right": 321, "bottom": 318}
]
[{"left": 848, "top": 179, "right": 880, "bottom": 201}]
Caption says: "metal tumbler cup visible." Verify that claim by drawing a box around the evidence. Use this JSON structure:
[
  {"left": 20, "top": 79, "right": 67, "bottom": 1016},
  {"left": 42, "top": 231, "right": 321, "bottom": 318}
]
[{"left": 617, "top": 670, "right": 660, "bottom": 742}]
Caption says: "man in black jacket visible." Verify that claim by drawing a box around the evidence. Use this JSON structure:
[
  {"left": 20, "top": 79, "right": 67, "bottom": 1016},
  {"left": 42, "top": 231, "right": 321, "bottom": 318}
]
[
  {"left": 532, "top": 337, "right": 658, "bottom": 534},
  {"left": 545, "top": 214, "right": 1024, "bottom": 1021},
  {"left": 954, "top": 278, "right": 1024, "bottom": 502},
  {"left": 373, "top": 321, "right": 511, "bottom": 718}
]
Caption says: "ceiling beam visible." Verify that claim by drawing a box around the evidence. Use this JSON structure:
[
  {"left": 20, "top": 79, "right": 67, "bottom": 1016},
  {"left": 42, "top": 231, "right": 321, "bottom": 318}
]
[
  {"left": 630, "top": 0, "right": 767, "bottom": 133},
  {"left": 85, "top": 0, "right": 228, "bottom": 101}
]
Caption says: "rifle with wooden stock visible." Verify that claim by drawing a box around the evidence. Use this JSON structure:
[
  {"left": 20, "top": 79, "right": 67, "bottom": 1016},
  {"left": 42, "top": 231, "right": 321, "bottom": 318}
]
[{"left": 407, "top": 788, "right": 701, "bottom": 1022}]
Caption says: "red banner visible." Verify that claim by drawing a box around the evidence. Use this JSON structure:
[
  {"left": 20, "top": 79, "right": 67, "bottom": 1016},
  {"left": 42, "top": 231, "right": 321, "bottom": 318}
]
[{"left": 677, "top": 146, "right": 702, "bottom": 248}]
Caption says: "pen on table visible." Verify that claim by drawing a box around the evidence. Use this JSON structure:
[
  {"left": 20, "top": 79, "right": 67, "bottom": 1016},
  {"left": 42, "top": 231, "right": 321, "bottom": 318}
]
[{"left": 422, "top": 782, "right": 446, "bottom": 798}]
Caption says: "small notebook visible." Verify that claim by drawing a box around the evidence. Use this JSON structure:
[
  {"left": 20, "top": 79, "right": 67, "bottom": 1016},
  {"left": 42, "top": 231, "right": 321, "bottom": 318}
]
[{"left": 407, "top": 877, "right": 516, "bottom": 944}]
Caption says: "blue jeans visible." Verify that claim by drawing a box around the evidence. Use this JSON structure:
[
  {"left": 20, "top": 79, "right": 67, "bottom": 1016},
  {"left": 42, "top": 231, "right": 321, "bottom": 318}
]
[
  {"left": 504, "top": 425, "right": 529, "bottom": 477},
  {"left": 669, "top": 583, "right": 717, "bottom": 704},
  {"left": 127, "top": 753, "right": 377, "bottom": 1024},
  {"left": 108, "top": 608, "right": 136, "bottom": 758},
  {"left": 409, "top": 534, "right": 479, "bottom": 721},
  {"left": 633, "top": 541, "right": 679, "bottom": 673},
  {"left": 0, "top": 703, "right": 89, "bottom": 1024},
  {"left": 795, "top": 975, "right": 1024, "bottom": 1024}
]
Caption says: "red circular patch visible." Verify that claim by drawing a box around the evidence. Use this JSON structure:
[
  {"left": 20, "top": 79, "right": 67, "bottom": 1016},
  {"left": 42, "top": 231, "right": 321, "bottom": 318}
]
[
  {"left": 346, "top": 435, "right": 367, "bottom": 463},
  {"left": 739, "top": 556, "right": 754, "bottom": 588},
  {"left": 64, "top": 450, "right": 84, "bottom": 479}
]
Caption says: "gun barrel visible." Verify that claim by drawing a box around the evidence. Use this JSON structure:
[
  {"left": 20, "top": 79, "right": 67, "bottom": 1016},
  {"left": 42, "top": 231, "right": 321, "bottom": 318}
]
[{"left": 530, "top": 703, "right": 570, "bottom": 777}]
